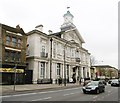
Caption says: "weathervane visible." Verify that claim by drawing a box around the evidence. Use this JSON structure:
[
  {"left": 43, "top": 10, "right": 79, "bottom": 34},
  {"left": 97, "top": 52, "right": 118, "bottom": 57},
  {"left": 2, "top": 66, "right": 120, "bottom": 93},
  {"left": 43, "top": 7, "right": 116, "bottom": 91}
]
[{"left": 67, "top": 7, "right": 70, "bottom": 10}]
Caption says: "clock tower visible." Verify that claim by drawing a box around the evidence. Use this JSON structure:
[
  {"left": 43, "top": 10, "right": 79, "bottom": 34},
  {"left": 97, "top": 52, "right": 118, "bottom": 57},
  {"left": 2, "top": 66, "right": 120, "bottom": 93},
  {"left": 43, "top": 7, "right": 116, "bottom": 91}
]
[{"left": 60, "top": 7, "right": 76, "bottom": 31}]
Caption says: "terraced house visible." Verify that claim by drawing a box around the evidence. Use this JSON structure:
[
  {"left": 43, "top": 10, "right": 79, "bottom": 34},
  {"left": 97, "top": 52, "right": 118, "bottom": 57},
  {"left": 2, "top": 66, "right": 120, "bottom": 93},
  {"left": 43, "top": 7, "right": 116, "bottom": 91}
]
[
  {"left": 26, "top": 10, "right": 91, "bottom": 84},
  {"left": 0, "top": 24, "right": 27, "bottom": 85}
]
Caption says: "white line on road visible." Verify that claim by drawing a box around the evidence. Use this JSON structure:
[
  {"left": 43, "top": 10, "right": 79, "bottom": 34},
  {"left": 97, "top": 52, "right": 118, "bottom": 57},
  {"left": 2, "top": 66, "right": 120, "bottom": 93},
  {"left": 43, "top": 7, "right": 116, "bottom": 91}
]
[
  {"left": 31, "top": 97, "right": 52, "bottom": 101},
  {"left": 101, "top": 96, "right": 104, "bottom": 99},
  {"left": 2, "top": 93, "right": 37, "bottom": 98},
  {"left": 2, "top": 87, "right": 82, "bottom": 98},
  {"left": 93, "top": 96, "right": 98, "bottom": 99},
  {"left": 108, "top": 91, "right": 111, "bottom": 93},
  {"left": 63, "top": 92, "right": 80, "bottom": 96},
  {"left": 107, "top": 93, "right": 110, "bottom": 96}
]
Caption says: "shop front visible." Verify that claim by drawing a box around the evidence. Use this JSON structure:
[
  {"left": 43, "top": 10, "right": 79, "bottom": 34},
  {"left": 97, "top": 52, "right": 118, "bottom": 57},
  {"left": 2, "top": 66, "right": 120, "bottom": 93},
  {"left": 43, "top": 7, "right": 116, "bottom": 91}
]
[{"left": 0, "top": 68, "right": 25, "bottom": 85}]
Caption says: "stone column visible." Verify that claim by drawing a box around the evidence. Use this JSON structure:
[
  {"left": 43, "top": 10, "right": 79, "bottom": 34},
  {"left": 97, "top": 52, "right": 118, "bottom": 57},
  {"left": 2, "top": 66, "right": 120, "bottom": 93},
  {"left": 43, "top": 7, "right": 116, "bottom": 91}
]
[
  {"left": 61, "top": 63, "right": 63, "bottom": 78},
  {"left": 52, "top": 62, "right": 56, "bottom": 84},
  {"left": 33, "top": 60, "right": 39, "bottom": 84},
  {"left": 47, "top": 61, "right": 50, "bottom": 79},
  {"left": 45, "top": 62, "right": 46, "bottom": 78}
]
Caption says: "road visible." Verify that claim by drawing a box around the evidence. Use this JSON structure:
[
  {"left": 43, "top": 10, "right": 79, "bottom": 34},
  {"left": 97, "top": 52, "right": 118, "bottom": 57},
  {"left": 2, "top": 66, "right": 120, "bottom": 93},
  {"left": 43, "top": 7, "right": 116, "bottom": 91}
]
[{"left": 2, "top": 84, "right": 119, "bottom": 102}]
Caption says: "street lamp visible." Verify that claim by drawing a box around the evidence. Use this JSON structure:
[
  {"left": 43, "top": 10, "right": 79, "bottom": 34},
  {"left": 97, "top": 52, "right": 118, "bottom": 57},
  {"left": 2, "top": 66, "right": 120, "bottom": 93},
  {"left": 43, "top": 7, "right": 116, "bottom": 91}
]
[{"left": 64, "top": 40, "right": 78, "bottom": 86}]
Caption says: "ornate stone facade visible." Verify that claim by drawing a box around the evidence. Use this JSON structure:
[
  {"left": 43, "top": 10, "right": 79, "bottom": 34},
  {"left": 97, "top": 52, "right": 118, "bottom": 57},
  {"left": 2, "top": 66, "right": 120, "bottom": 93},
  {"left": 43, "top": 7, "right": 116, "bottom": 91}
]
[{"left": 26, "top": 10, "right": 91, "bottom": 84}]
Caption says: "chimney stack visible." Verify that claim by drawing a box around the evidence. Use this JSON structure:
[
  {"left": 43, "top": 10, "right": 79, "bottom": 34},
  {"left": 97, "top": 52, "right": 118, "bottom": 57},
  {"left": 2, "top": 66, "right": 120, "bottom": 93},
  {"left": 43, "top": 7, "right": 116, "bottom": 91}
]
[
  {"left": 16, "top": 25, "right": 21, "bottom": 30},
  {"left": 35, "top": 24, "right": 43, "bottom": 32}
]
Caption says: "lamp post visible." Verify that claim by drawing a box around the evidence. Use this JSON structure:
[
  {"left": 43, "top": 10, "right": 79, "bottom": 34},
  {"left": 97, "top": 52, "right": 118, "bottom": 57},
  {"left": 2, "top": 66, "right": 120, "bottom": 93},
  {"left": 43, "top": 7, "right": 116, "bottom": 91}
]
[
  {"left": 13, "top": 64, "right": 17, "bottom": 91},
  {"left": 63, "top": 40, "right": 78, "bottom": 86}
]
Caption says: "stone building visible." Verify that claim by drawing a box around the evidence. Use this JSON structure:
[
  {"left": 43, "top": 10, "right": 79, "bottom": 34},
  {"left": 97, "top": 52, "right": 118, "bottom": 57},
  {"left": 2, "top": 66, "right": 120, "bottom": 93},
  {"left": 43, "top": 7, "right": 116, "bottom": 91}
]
[
  {"left": 0, "top": 24, "right": 27, "bottom": 84},
  {"left": 90, "top": 65, "right": 118, "bottom": 80},
  {"left": 26, "top": 10, "right": 91, "bottom": 84}
]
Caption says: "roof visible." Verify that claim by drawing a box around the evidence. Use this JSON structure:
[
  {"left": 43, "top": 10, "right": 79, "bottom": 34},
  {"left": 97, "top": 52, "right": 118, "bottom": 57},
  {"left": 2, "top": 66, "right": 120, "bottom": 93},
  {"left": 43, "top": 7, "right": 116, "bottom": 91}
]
[
  {"left": 63, "top": 10, "right": 74, "bottom": 18},
  {"left": 49, "top": 31, "right": 64, "bottom": 38},
  {"left": 27, "top": 29, "right": 48, "bottom": 38},
  {"left": 91, "top": 65, "right": 116, "bottom": 69},
  {"left": 1, "top": 23, "right": 26, "bottom": 35}
]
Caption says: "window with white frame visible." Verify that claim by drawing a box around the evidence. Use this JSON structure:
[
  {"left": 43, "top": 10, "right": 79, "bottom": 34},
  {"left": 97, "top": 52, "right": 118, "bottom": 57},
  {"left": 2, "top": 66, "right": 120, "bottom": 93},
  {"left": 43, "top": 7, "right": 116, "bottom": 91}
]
[
  {"left": 6, "top": 35, "right": 10, "bottom": 45},
  {"left": 58, "top": 43, "right": 60, "bottom": 54},
  {"left": 71, "top": 48, "right": 74, "bottom": 57},
  {"left": 41, "top": 45, "right": 45, "bottom": 52},
  {"left": 12, "top": 37, "right": 17, "bottom": 47},
  {"left": 66, "top": 47, "right": 70, "bottom": 57},
  {"left": 60, "top": 44, "right": 63, "bottom": 55},
  {"left": 57, "top": 43, "right": 63, "bottom": 55},
  {"left": 57, "top": 63, "right": 60, "bottom": 76},
  {"left": 56, "top": 43, "right": 59, "bottom": 54},
  {"left": 53, "top": 42, "right": 56, "bottom": 58},
  {"left": 18, "top": 38, "right": 21, "bottom": 48},
  {"left": 75, "top": 50, "right": 79, "bottom": 58},
  {"left": 40, "top": 62, "right": 45, "bottom": 78}
]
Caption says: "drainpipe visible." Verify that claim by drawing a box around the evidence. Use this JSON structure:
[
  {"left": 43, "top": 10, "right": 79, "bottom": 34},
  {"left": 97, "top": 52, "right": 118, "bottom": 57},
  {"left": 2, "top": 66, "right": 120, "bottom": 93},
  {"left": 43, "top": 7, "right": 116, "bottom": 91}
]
[{"left": 50, "top": 38, "right": 53, "bottom": 83}]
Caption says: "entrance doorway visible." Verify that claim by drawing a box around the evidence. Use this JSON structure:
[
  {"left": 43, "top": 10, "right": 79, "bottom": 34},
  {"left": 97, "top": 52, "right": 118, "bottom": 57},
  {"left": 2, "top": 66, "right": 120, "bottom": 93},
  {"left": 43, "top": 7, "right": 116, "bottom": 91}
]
[{"left": 72, "top": 67, "right": 77, "bottom": 83}]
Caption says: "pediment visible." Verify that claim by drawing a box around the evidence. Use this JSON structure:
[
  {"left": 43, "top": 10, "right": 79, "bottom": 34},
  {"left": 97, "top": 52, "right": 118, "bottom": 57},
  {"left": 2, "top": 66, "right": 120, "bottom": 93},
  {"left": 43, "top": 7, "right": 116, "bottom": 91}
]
[{"left": 64, "top": 28, "right": 85, "bottom": 45}]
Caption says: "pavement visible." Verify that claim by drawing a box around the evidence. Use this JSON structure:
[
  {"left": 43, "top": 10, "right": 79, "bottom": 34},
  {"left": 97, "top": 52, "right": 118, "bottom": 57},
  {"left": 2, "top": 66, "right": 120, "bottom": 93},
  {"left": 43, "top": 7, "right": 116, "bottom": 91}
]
[{"left": 0, "top": 82, "right": 83, "bottom": 96}]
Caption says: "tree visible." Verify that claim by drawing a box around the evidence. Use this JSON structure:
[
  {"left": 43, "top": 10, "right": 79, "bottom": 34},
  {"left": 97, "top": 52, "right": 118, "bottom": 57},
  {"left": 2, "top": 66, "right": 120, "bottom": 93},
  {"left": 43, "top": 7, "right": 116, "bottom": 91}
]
[{"left": 90, "top": 55, "right": 97, "bottom": 66}]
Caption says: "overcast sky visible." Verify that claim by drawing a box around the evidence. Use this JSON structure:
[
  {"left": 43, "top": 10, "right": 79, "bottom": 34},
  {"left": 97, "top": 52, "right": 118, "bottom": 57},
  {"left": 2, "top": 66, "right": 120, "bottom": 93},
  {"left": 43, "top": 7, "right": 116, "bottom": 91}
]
[{"left": 0, "top": 0, "right": 119, "bottom": 68}]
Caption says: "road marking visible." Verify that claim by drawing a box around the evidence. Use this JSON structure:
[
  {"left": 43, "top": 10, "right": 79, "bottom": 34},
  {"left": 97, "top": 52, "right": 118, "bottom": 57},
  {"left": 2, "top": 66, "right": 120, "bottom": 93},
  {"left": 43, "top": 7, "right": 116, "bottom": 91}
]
[
  {"left": 96, "top": 98, "right": 101, "bottom": 101},
  {"left": 101, "top": 96, "right": 104, "bottom": 99},
  {"left": 108, "top": 93, "right": 110, "bottom": 96},
  {"left": 2, "top": 93, "right": 37, "bottom": 98},
  {"left": 108, "top": 91, "right": 111, "bottom": 93},
  {"left": 93, "top": 96, "right": 98, "bottom": 98},
  {"left": 63, "top": 92, "right": 79, "bottom": 96},
  {"left": 31, "top": 97, "right": 52, "bottom": 101},
  {"left": 2, "top": 87, "right": 82, "bottom": 98}
]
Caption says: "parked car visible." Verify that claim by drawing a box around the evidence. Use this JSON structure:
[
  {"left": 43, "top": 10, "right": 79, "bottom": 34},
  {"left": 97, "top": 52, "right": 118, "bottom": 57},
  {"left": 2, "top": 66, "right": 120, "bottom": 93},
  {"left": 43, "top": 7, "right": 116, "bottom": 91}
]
[
  {"left": 108, "top": 79, "right": 113, "bottom": 84},
  {"left": 99, "top": 80, "right": 107, "bottom": 85},
  {"left": 111, "top": 79, "right": 119, "bottom": 87},
  {"left": 108, "top": 79, "right": 118, "bottom": 84},
  {"left": 83, "top": 80, "right": 91, "bottom": 86},
  {"left": 82, "top": 81, "right": 105, "bottom": 94}
]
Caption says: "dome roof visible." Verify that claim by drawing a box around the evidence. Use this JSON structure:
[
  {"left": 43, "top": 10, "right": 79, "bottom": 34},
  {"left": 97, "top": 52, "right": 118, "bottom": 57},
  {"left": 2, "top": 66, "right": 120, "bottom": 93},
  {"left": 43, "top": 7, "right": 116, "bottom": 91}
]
[{"left": 63, "top": 10, "right": 74, "bottom": 18}]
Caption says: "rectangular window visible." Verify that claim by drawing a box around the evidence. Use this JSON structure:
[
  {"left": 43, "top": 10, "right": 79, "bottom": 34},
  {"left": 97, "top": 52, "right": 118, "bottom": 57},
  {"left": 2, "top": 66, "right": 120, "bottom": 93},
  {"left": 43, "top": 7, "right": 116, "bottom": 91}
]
[
  {"left": 40, "top": 62, "right": 45, "bottom": 78},
  {"left": 53, "top": 42, "right": 56, "bottom": 58},
  {"left": 12, "top": 37, "right": 17, "bottom": 47},
  {"left": 6, "top": 36, "right": 10, "bottom": 45},
  {"left": 5, "top": 50, "right": 9, "bottom": 61},
  {"left": 42, "top": 46, "right": 45, "bottom": 52},
  {"left": 18, "top": 39, "right": 21, "bottom": 48},
  {"left": 16, "top": 52, "right": 21, "bottom": 62},
  {"left": 41, "top": 46, "right": 46, "bottom": 57},
  {"left": 10, "top": 51, "right": 16, "bottom": 61},
  {"left": 71, "top": 49, "right": 74, "bottom": 57},
  {"left": 57, "top": 63, "right": 60, "bottom": 76}
]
